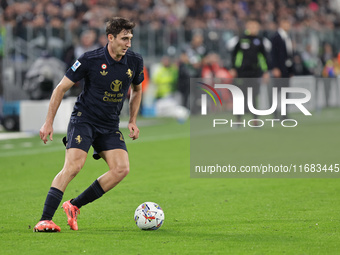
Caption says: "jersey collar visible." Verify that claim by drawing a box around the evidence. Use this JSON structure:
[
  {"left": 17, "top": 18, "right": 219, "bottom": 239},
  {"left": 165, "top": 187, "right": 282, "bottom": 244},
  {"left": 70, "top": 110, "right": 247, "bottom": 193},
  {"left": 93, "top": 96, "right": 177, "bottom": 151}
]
[{"left": 104, "top": 44, "right": 128, "bottom": 66}]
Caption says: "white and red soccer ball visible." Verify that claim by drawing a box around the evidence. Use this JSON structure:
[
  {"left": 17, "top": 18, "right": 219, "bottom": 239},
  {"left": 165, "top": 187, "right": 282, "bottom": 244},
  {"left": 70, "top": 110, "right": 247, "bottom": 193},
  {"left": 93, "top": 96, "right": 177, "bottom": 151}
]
[{"left": 134, "top": 202, "right": 164, "bottom": 230}]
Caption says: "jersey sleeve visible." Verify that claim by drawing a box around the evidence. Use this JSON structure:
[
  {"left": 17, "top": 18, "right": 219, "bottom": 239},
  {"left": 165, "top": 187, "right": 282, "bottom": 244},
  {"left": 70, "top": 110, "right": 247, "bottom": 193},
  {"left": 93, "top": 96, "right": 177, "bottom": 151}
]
[
  {"left": 132, "top": 56, "right": 144, "bottom": 85},
  {"left": 65, "top": 54, "right": 88, "bottom": 83}
]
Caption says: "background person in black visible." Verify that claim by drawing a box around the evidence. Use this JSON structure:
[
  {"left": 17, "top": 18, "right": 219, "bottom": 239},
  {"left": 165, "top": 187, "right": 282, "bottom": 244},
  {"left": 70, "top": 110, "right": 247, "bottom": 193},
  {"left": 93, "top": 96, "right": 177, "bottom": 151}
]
[
  {"left": 228, "top": 19, "right": 271, "bottom": 123},
  {"left": 33, "top": 17, "right": 144, "bottom": 232},
  {"left": 270, "top": 17, "right": 294, "bottom": 119},
  {"left": 177, "top": 51, "right": 200, "bottom": 109}
]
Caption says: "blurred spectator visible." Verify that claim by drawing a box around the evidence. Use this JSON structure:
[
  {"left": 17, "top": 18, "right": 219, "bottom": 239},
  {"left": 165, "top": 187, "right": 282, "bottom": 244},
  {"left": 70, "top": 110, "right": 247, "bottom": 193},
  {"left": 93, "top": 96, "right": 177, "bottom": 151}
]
[
  {"left": 185, "top": 33, "right": 207, "bottom": 64},
  {"left": 228, "top": 19, "right": 271, "bottom": 78},
  {"left": 293, "top": 52, "right": 311, "bottom": 75},
  {"left": 98, "top": 33, "right": 108, "bottom": 47},
  {"left": 320, "top": 43, "right": 334, "bottom": 65},
  {"left": 177, "top": 51, "right": 200, "bottom": 108},
  {"left": 61, "top": 2, "right": 76, "bottom": 27},
  {"left": 28, "top": 14, "right": 47, "bottom": 50},
  {"left": 301, "top": 44, "right": 322, "bottom": 76},
  {"left": 49, "top": 16, "right": 66, "bottom": 59},
  {"left": 270, "top": 17, "right": 295, "bottom": 119},
  {"left": 152, "top": 56, "right": 178, "bottom": 99},
  {"left": 152, "top": 56, "right": 189, "bottom": 122},
  {"left": 271, "top": 17, "right": 294, "bottom": 79},
  {"left": 322, "top": 54, "right": 340, "bottom": 107},
  {"left": 0, "top": 0, "right": 8, "bottom": 11},
  {"left": 228, "top": 19, "right": 270, "bottom": 121},
  {"left": 323, "top": 54, "right": 340, "bottom": 78},
  {"left": 74, "top": 29, "right": 99, "bottom": 59},
  {"left": 202, "top": 52, "right": 232, "bottom": 81},
  {"left": 315, "top": 42, "right": 334, "bottom": 107},
  {"left": 23, "top": 51, "right": 66, "bottom": 100},
  {"left": 201, "top": 52, "right": 233, "bottom": 110}
]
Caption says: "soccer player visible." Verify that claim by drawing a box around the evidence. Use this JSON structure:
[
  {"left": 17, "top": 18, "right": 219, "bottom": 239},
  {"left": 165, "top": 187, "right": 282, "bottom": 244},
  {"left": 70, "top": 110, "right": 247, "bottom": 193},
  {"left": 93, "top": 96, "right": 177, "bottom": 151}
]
[{"left": 33, "top": 17, "right": 144, "bottom": 232}]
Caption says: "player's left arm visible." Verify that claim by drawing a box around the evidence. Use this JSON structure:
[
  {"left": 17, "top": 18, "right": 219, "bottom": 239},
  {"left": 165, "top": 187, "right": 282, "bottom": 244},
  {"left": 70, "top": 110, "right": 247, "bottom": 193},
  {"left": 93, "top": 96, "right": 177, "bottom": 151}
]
[{"left": 128, "top": 83, "right": 142, "bottom": 140}]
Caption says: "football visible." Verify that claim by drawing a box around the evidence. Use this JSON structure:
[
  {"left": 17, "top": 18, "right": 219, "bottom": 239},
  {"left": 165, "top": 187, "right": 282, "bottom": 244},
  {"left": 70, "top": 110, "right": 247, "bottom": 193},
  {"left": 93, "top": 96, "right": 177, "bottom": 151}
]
[{"left": 134, "top": 202, "right": 164, "bottom": 230}]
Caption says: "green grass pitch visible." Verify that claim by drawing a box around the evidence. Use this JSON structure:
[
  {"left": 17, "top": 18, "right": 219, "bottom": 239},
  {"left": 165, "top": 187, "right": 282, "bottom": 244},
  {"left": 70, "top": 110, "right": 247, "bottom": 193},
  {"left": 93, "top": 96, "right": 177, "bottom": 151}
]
[{"left": 0, "top": 114, "right": 340, "bottom": 255}]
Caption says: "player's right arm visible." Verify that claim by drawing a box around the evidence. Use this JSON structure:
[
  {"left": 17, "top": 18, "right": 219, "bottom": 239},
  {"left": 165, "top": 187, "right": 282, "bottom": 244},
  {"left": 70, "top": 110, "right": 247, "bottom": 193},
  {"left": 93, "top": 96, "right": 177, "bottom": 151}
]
[{"left": 40, "top": 76, "right": 75, "bottom": 144}]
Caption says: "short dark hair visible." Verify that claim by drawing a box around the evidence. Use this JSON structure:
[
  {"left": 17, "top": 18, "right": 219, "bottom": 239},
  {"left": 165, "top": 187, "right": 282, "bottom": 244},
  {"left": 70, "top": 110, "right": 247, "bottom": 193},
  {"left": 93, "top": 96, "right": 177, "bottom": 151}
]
[{"left": 106, "top": 17, "right": 135, "bottom": 37}]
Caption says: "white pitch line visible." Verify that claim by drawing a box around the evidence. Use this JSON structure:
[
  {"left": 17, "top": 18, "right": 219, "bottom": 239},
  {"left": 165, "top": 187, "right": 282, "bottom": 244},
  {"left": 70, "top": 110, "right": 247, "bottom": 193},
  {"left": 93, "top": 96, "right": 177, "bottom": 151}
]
[
  {"left": 21, "top": 142, "right": 33, "bottom": 148},
  {"left": 2, "top": 144, "right": 15, "bottom": 149},
  {"left": 0, "top": 145, "right": 65, "bottom": 157},
  {"left": 0, "top": 132, "right": 34, "bottom": 140}
]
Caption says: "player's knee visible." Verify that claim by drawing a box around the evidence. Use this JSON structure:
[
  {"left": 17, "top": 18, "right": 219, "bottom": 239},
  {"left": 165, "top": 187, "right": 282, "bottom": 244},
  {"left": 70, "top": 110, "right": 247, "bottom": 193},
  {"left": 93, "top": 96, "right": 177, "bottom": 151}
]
[
  {"left": 63, "top": 162, "right": 83, "bottom": 177},
  {"left": 118, "top": 164, "right": 129, "bottom": 177},
  {"left": 110, "top": 163, "right": 129, "bottom": 178},
  {"left": 122, "top": 165, "right": 130, "bottom": 177}
]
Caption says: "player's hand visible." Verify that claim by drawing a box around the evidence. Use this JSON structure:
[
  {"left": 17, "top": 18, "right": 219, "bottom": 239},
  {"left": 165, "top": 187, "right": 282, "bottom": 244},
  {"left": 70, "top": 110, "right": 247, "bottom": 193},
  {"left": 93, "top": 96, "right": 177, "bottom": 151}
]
[
  {"left": 128, "top": 122, "right": 139, "bottom": 140},
  {"left": 272, "top": 68, "right": 281, "bottom": 78},
  {"left": 40, "top": 122, "right": 53, "bottom": 144}
]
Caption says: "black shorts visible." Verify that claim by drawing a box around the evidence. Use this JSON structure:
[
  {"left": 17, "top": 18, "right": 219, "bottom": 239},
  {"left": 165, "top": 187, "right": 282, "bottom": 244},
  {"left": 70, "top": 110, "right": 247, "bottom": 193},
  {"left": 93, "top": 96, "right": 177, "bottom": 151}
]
[{"left": 65, "top": 120, "right": 127, "bottom": 159}]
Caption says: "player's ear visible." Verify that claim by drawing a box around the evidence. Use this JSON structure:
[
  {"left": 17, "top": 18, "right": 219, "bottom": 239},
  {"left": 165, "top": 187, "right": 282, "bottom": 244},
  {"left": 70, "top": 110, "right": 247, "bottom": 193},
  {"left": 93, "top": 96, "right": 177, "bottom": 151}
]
[{"left": 108, "top": 34, "right": 114, "bottom": 42}]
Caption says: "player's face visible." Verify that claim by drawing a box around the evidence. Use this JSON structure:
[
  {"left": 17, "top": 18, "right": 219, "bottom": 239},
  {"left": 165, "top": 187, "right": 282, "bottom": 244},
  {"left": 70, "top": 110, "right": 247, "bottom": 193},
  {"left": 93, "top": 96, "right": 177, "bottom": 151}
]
[{"left": 108, "top": 29, "right": 133, "bottom": 60}]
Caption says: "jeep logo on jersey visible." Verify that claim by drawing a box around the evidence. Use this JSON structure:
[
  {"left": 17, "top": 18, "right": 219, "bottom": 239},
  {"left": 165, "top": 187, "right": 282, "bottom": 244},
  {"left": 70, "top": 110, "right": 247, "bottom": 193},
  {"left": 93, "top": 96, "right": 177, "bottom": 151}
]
[{"left": 110, "top": 80, "right": 122, "bottom": 92}]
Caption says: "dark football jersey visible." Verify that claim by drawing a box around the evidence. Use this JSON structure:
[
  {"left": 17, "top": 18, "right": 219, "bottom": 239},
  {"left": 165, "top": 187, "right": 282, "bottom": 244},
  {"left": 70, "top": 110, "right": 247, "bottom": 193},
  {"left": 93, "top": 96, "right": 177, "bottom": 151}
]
[{"left": 65, "top": 45, "right": 144, "bottom": 129}]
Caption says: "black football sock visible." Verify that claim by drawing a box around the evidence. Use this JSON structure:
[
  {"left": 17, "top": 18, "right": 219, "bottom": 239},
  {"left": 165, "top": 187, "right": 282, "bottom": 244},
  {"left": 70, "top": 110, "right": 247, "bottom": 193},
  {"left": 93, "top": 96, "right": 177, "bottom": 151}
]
[
  {"left": 71, "top": 180, "right": 105, "bottom": 209},
  {"left": 40, "top": 187, "right": 63, "bottom": 221}
]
